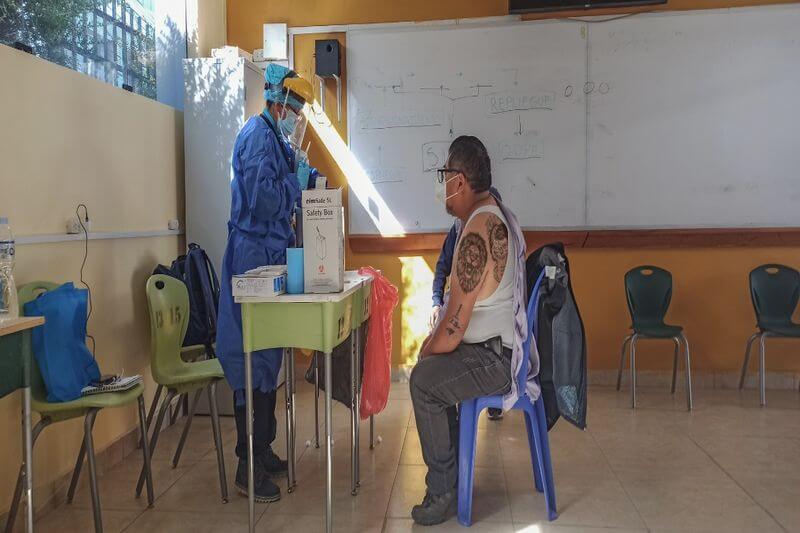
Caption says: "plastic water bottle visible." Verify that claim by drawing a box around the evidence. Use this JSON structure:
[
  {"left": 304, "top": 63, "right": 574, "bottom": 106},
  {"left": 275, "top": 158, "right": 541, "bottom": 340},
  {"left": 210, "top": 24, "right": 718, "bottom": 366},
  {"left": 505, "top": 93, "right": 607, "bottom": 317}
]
[{"left": 0, "top": 217, "right": 18, "bottom": 320}]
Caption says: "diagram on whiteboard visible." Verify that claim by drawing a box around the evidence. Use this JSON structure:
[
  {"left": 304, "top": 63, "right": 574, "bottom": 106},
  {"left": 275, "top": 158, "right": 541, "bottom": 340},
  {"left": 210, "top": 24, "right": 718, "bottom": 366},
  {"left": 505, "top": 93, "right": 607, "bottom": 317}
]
[
  {"left": 347, "top": 22, "right": 588, "bottom": 234},
  {"left": 346, "top": 6, "right": 800, "bottom": 235}
]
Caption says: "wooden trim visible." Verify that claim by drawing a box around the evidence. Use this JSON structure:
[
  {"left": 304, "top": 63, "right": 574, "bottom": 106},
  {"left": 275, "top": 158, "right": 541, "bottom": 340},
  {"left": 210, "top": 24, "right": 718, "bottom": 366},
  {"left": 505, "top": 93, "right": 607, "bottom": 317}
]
[
  {"left": 525, "top": 231, "right": 588, "bottom": 250},
  {"left": 584, "top": 228, "right": 800, "bottom": 248},
  {"left": 349, "top": 228, "right": 800, "bottom": 253},
  {"left": 349, "top": 233, "right": 451, "bottom": 253},
  {"left": 0, "top": 316, "right": 44, "bottom": 337}
]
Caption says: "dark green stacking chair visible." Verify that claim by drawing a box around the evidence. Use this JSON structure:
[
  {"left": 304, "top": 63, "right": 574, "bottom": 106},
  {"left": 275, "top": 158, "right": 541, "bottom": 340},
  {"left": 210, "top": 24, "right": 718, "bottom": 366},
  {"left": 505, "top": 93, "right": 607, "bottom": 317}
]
[
  {"left": 739, "top": 264, "right": 800, "bottom": 406},
  {"left": 617, "top": 266, "right": 693, "bottom": 410}
]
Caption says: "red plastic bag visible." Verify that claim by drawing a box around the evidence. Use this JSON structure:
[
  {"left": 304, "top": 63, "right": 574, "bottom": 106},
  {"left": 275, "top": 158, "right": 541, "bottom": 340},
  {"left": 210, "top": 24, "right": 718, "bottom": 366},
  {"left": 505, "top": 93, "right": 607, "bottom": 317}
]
[{"left": 358, "top": 266, "right": 398, "bottom": 419}]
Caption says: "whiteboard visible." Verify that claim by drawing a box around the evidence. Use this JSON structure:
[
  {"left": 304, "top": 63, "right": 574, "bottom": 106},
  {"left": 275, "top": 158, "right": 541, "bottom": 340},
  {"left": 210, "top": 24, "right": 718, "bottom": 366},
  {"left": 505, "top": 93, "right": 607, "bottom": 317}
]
[
  {"left": 347, "top": 22, "right": 588, "bottom": 234},
  {"left": 344, "top": 5, "right": 800, "bottom": 235},
  {"left": 587, "top": 6, "right": 800, "bottom": 228}
]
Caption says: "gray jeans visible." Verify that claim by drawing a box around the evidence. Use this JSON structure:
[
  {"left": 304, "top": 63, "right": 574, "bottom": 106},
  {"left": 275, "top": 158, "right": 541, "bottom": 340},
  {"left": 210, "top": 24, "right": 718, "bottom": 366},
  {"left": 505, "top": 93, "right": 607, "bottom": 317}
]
[{"left": 409, "top": 337, "right": 512, "bottom": 495}]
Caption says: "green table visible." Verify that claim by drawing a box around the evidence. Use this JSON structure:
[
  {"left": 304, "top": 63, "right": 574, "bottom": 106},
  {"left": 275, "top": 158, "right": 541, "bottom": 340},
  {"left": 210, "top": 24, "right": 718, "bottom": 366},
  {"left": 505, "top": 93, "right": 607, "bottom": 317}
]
[
  {"left": 237, "top": 272, "right": 372, "bottom": 533},
  {"left": 0, "top": 316, "right": 45, "bottom": 533}
]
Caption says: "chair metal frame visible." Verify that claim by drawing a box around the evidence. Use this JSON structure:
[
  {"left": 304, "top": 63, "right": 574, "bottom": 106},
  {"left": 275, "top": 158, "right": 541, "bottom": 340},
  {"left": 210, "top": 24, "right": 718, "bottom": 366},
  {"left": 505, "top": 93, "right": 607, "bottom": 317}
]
[
  {"left": 617, "top": 333, "right": 693, "bottom": 410},
  {"left": 5, "top": 400, "right": 155, "bottom": 533}
]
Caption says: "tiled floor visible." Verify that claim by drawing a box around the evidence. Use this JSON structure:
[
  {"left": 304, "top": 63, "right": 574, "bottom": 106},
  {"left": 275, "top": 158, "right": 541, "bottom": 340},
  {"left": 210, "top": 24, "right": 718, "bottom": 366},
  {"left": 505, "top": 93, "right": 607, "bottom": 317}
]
[{"left": 25, "top": 381, "right": 800, "bottom": 532}]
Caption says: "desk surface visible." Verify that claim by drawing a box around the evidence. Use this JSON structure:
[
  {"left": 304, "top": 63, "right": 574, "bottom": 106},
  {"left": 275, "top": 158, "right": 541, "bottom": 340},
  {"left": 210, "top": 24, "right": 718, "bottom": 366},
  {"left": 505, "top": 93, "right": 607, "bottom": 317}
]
[
  {"left": 0, "top": 317, "right": 44, "bottom": 337},
  {"left": 236, "top": 272, "right": 371, "bottom": 304}
]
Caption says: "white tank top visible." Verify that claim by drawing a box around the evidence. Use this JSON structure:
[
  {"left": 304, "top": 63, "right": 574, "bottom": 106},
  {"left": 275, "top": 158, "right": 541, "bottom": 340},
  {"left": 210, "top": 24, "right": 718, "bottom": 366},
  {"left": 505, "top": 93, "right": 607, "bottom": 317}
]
[{"left": 460, "top": 205, "right": 517, "bottom": 348}]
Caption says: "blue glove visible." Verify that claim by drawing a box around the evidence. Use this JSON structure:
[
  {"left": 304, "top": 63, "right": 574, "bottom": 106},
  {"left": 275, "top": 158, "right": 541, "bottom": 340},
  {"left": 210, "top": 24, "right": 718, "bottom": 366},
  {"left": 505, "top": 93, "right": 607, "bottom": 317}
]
[{"left": 296, "top": 160, "right": 311, "bottom": 190}]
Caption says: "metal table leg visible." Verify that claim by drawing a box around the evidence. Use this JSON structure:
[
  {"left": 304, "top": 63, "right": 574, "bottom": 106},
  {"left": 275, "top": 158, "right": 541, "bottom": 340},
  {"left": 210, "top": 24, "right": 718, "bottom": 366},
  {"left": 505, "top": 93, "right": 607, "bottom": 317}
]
[
  {"left": 350, "top": 332, "right": 358, "bottom": 496},
  {"left": 314, "top": 352, "right": 320, "bottom": 448},
  {"left": 370, "top": 415, "right": 375, "bottom": 450},
  {"left": 22, "top": 385, "right": 33, "bottom": 533},
  {"left": 285, "top": 348, "right": 296, "bottom": 493},
  {"left": 245, "top": 350, "right": 255, "bottom": 533},
  {"left": 324, "top": 350, "right": 333, "bottom": 533},
  {"left": 355, "top": 326, "right": 361, "bottom": 488}
]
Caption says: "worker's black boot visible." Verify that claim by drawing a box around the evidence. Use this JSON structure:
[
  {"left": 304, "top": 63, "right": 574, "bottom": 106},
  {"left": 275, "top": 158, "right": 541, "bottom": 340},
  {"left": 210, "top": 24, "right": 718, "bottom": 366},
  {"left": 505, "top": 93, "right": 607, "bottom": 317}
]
[
  {"left": 235, "top": 457, "right": 281, "bottom": 502},
  {"left": 258, "top": 446, "right": 288, "bottom": 478}
]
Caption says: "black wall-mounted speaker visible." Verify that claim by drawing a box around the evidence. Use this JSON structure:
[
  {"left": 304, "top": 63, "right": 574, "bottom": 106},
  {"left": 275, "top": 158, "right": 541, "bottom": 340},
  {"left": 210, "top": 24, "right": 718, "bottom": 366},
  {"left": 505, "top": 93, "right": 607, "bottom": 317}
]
[{"left": 315, "top": 39, "right": 341, "bottom": 77}]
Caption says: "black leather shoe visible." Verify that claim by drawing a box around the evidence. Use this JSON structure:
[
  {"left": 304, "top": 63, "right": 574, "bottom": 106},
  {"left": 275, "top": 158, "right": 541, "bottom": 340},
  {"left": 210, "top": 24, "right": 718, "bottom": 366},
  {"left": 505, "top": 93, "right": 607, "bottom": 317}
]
[
  {"left": 235, "top": 458, "right": 281, "bottom": 502},
  {"left": 411, "top": 491, "right": 457, "bottom": 526}
]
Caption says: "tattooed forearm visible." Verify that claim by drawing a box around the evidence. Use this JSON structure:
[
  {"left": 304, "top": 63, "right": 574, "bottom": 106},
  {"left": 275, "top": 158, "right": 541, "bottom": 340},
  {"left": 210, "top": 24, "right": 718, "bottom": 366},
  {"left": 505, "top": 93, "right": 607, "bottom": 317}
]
[
  {"left": 456, "top": 232, "right": 487, "bottom": 293},
  {"left": 486, "top": 216, "right": 509, "bottom": 282},
  {"left": 446, "top": 304, "right": 463, "bottom": 336}
]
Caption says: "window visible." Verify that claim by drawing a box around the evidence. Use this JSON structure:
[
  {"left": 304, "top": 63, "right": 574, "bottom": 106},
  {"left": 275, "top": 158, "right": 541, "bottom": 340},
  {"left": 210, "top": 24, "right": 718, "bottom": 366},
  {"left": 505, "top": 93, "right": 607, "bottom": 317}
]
[{"left": 0, "top": 0, "right": 167, "bottom": 101}]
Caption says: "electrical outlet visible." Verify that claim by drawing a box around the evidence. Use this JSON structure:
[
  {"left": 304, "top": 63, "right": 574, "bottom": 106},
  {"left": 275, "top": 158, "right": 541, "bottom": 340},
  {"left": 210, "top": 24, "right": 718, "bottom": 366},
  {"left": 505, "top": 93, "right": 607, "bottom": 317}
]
[
  {"left": 168, "top": 219, "right": 180, "bottom": 231},
  {"left": 66, "top": 217, "right": 81, "bottom": 234},
  {"left": 66, "top": 216, "right": 91, "bottom": 234}
]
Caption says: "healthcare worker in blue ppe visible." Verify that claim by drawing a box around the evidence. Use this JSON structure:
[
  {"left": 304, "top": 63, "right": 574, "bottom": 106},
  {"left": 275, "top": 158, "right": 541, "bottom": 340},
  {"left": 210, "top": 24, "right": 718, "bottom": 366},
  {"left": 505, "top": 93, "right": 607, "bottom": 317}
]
[{"left": 216, "top": 64, "right": 316, "bottom": 503}]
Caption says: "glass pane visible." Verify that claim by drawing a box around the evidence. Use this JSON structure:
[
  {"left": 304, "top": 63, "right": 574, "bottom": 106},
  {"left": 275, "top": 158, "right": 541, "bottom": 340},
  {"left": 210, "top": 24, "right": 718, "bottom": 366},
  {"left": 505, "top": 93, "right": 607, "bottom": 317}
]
[{"left": 0, "top": 0, "right": 160, "bottom": 101}]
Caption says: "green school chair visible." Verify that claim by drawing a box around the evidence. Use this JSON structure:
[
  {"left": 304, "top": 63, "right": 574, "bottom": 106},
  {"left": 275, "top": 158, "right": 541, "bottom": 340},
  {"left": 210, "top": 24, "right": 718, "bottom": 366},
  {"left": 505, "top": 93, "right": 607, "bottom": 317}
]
[
  {"left": 5, "top": 282, "right": 154, "bottom": 533},
  {"left": 739, "top": 264, "right": 800, "bottom": 406},
  {"left": 617, "top": 266, "right": 693, "bottom": 410},
  {"left": 135, "top": 275, "right": 227, "bottom": 501}
]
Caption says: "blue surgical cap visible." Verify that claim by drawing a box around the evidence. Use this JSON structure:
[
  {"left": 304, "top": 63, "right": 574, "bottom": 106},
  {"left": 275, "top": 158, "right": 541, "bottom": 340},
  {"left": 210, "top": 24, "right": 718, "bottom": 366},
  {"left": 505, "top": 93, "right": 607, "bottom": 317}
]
[{"left": 264, "top": 63, "right": 304, "bottom": 109}]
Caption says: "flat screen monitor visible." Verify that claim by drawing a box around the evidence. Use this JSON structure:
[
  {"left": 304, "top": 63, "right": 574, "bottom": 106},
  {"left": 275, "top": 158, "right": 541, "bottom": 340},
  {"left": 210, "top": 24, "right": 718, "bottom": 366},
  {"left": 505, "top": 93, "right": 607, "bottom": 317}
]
[{"left": 509, "top": 0, "right": 666, "bottom": 13}]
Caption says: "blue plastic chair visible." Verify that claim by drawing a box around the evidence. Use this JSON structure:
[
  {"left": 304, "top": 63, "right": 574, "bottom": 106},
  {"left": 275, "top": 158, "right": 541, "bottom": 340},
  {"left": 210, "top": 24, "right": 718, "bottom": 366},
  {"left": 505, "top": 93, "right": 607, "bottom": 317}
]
[{"left": 457, "top": 270, "right": 557, "bottom": 525}]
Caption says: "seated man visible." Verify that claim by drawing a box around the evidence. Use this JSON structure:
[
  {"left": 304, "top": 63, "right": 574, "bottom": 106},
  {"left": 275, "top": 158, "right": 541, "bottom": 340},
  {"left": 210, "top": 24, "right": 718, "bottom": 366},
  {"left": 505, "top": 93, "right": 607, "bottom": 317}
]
[
  {"left": 410, "top": 136, "right": 527, "bottom": 525},
  {"left": 429, "top": 185, "right": 505, "bottom": 422}
]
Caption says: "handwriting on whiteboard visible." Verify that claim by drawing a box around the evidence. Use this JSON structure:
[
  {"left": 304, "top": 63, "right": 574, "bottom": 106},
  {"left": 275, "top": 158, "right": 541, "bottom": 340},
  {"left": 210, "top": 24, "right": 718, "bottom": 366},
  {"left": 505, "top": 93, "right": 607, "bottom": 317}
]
[
  {"left": 365, "top": 166, "right": 406, "bottom": 184},
  {"left": 357, "top": 109, "right": 445, "bottom": 130},
  {"left": 485, "top": 91, "right": 556, "bottom": 114},
  {"left": 498, "top": 131, "right": 543, "bottom": 161},
  {"left": 421, "top": 142, "right": 451, "bottom": 172}
]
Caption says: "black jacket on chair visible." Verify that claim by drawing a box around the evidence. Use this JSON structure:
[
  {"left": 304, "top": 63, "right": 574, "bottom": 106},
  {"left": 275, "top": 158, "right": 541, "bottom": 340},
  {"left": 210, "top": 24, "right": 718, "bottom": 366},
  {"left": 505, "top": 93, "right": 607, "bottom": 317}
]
[{"left": 526, "top": 243, "right": 587, "bottom": 430}]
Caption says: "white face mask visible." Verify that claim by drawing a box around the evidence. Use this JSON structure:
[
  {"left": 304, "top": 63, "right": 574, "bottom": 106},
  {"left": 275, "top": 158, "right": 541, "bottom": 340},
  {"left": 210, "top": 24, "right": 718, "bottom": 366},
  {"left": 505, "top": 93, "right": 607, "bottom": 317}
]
[{"left": 435, "top": 174, "right": 460, "bottom": 206}]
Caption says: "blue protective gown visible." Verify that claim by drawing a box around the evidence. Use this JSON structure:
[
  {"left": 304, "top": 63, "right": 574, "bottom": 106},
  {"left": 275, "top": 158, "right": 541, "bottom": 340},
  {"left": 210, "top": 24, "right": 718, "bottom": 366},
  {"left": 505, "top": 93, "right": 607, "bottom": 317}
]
[{"left": 216, "top": 112, "right": 316, "bottom": 404}]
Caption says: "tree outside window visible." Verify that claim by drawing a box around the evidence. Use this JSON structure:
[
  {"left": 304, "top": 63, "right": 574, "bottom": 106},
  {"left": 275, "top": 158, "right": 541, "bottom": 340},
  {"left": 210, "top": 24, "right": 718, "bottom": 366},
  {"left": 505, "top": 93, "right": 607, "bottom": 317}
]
[{"left": 0, "top": 0, "right": 158, "bottom": 100}]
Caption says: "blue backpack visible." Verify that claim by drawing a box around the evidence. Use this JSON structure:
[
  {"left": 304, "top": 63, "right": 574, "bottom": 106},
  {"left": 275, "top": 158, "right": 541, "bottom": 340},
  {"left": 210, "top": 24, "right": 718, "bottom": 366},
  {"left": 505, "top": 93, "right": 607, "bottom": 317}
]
[{"left": 154, "top": 243, "right": 220, "bottom": 354}]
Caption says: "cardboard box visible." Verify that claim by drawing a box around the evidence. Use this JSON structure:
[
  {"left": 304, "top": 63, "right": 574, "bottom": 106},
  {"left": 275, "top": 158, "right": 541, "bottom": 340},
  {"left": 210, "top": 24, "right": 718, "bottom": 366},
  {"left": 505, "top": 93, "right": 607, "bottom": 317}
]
[
  {"left": 232, "top": 270, "right": 287, "bottom": 298},
  {"left": 302, "top": 189, "right": 344, "bottom": 293}
]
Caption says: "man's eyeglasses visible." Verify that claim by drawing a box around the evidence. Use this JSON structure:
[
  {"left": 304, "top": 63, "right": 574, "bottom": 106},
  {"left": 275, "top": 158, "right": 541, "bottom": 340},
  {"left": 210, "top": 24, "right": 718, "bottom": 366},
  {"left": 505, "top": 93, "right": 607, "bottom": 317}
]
[{"left": 436, "top": 168, "right": 462, "bottom": 184}]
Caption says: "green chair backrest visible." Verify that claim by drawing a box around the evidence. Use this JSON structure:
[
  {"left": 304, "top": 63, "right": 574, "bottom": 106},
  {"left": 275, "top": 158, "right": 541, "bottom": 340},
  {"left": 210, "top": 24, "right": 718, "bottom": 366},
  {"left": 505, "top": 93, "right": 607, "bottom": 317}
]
[
  {"left": 17, "top": 281, "right": 62, "bottom": 404},
  {"left": 749, "top": 264, "right": 799, "bottom": 328},
  {"left": 146, "top": 274, "right": 191, "bottom": 385},
  {"left": 624, "top": 266, "right": 673, "bottom": 328}
]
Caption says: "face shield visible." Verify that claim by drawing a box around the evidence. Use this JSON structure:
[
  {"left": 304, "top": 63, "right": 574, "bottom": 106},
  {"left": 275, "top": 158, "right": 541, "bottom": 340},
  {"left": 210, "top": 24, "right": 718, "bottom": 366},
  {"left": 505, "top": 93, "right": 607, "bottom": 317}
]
[{"left": 278, "top": 91, "right": 309, "bottom": 152}]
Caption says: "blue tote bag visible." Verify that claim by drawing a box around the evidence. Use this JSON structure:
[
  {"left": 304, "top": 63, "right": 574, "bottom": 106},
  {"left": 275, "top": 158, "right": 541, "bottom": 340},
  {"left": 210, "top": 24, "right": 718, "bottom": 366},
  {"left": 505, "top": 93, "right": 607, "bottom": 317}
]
[{"left": 24, "top": 283, "right": 100, "bottom": 402}]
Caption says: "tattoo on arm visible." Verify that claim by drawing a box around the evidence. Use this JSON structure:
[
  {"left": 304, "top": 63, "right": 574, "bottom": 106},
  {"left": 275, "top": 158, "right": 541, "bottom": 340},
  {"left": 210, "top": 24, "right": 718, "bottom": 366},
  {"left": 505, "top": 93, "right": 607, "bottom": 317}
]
[
  {"left": 485, "top": 217, "right": 509, "bottom": 283},
  {"left": 456, "top": 232, "right": 487, "bottom": 293},
  {"left": 446, "top": 304, "right": 463, "bottom": 336}
]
